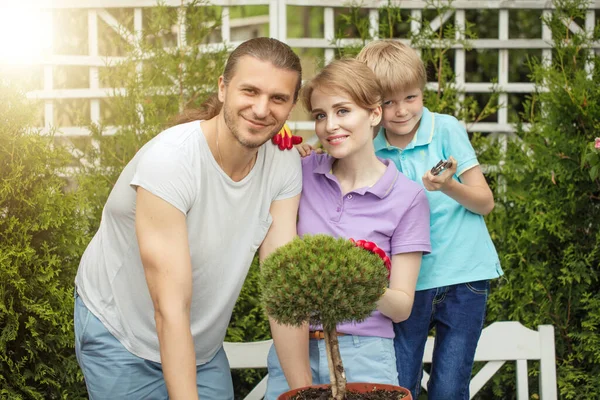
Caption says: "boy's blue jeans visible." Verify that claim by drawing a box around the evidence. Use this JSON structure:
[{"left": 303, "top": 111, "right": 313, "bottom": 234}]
[
  {"left": 74, "top": 290, "right": 234, "bottom": 399},
  {"left": 394, "top": 280, "right": 489, "bottom": 400}
]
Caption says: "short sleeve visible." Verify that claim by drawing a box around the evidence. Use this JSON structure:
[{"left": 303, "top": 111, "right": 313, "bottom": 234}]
[
  {"left": 391, "top": 189, "right": 431, "bottom": 255},
  {"left": 130, "top": 143, "right": 196, "bottom": 215},
  {"left": 442, "top": 117, "right": 479, "bottom": 177},
  {"left": 274, "top": 148, "right": 303, "bottom": 201}
]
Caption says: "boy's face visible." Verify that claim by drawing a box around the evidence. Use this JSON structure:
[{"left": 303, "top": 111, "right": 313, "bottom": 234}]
[{"left": 381, "top": 87, "right": 424, "bottom": 139}]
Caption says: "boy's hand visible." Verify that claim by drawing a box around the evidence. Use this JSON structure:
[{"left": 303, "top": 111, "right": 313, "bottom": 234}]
[
  {"left": 422, "top": 156, "right": 457, "bottom": 191},
  {"left": 295, "top": 143, "right": 324, "bottom": 158},
  {"left": 272, "top": 123, "right": 303, "bottom": 150}
]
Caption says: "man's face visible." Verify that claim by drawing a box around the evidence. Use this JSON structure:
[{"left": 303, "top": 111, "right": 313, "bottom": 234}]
[{"left": 218, "top": 56, "right": 299, "bottom": 149}]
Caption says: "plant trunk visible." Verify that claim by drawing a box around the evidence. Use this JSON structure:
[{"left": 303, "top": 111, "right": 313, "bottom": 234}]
[{"left": 324, "top": 328, "right": 346, "bottom": 400}]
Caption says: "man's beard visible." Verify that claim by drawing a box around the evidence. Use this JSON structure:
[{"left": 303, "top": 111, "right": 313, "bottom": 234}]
[{"left": 223, "top": 103, "right": 283, "bottom": 149}]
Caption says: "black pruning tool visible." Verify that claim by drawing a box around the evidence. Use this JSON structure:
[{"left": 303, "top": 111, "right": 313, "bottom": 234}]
[{"left": 430, "top": 159, "right": 453, "bottom": 176}]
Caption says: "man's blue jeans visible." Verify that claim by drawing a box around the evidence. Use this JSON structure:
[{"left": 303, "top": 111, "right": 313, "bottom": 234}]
[
  {"left": 74, "top": 290, "right": 234, "bottom": 399},
  {"left": 393, "top": 280, "right": 489, "bottom": 400}
]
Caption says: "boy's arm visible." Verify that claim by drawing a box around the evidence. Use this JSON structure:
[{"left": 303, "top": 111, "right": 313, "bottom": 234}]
[
  {"left": 422, "top": 156, "right": 495, "bottom": 216},
  {"left": 259, "top": 195, "right": 312, "bottom": 390}
]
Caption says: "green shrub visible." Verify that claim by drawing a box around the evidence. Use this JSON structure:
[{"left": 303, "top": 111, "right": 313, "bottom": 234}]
[
  {"left": 484, "top": 0, "right": 600, "bottom": 398},
  {"left": 261, "top": 235, "right": 387, "bottom": 330},
  {"left": 260, "top": 235, "right": 388, "bottom": 398},
  {"left": 0, "top": 85, "right": 89, "bottom": 398}
]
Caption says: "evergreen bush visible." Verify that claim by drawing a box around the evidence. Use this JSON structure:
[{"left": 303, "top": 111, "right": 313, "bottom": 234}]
[
  {"left": 0, "top": 84, "right": 89, "bottom": 399},
  {"left": 484, "top": 0, "right": 600, "bottom": 398},
  {"left": 260, "top": 234, "right": 388, "bottom": 399}
]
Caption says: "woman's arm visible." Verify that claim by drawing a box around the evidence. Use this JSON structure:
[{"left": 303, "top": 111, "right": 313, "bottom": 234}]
[{"left": 376, "top": 252, "right": 423, "bottom": 323}]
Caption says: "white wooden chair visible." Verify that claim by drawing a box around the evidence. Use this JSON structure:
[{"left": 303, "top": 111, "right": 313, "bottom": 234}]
[
  {"left": 224, "top": 339, "right": 273, "bottom": 400},
  {"left": 224, "top": 322, "right": 558, "bottom": 400},
  {"left": 421, "top": 322, "right": 558, "bottom": 399}
]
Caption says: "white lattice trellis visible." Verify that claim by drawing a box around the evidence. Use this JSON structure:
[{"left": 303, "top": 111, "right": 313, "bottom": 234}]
[{"left": 6, "top": 0, "right": 600, "bottom": 141}]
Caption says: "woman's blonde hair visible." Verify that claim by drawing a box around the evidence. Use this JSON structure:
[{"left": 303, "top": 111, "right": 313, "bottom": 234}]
[
  {"left": 301, "top": 58, "right": 382, "bottom": 113},
  {"left": 356, "top": 40, "right": 426, "bottom": 96}
]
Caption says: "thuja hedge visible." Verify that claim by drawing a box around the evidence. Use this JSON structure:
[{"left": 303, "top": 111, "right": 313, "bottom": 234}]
[
  {"left": 0, "top": 84, "right": 90, "bottom": 398},
  {"left": 482, "top": 1, "right": 600, "bottom": 398}
]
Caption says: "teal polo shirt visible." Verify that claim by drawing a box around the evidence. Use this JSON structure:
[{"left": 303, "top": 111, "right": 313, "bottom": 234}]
[{"left": 374, "top": 107, "right": 503, "bottom": 290}]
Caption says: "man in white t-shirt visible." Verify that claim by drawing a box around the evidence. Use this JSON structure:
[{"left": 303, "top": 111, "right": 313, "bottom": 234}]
[{"left": 74, "top": 37, "right": 303, "bottom": 399}]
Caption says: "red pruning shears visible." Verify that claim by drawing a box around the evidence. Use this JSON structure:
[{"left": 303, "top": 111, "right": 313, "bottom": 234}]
[{"left": 272, "top": 123, "right": 303, "bottom": 150}]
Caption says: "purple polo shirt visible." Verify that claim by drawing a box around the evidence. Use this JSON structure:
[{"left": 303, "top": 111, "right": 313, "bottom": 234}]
[{"left": 298, "top": 153, "right": 431, "bottom": 338}]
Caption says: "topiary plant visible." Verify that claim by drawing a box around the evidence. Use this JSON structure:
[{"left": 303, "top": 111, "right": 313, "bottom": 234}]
[{"left": 261, "top": 234, "right": 389, "bottom": 399}]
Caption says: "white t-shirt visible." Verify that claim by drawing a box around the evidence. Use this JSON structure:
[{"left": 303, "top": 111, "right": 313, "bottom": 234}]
[{"left": 75, "top": 120, "right": 302, "bottom": 364}]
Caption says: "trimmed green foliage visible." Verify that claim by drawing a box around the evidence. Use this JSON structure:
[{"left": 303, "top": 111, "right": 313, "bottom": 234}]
[
  {"left": 260, "top": 234, "right": 388, "bottom": 331},
  {"left": 261, "top": 234, "right": 389, "bottom": 398},
  {"left": 0, "top": 84, "right": 89, "bottom": 398},
  {"left": 483, "top": 1, "right": 600, "bottom": 398}
]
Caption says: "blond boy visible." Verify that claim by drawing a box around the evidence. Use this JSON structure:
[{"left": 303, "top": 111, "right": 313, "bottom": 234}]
[{"left": 356, "top": 40, "right": 503, "bottom": 400}]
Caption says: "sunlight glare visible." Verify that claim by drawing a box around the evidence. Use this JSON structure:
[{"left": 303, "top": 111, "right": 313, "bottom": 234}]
[{"left": 0, "top": 6, "right": 52, "bottom": 64}]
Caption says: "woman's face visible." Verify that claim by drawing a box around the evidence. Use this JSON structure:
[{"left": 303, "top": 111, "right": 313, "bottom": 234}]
[{"left": 310, "top": 88, "right": 381, "bottom": 160}]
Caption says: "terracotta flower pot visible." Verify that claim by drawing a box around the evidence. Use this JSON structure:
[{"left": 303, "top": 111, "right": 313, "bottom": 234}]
[{"left": 277, "top": 382, "right": 413, "bottom": 400}]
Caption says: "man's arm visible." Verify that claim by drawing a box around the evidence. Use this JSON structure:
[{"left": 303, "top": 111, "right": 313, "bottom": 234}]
[
  {"left": 258, "top": 194, "right": 312, "bottom": 389},
  {"left": 135, "top": 187, "right": 198, "bottom": 400}
]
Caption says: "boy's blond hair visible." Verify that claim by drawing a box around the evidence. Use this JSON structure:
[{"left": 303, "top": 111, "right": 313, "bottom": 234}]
[{"left": 356, "top": 40, "right": 427, "bottom": 96}]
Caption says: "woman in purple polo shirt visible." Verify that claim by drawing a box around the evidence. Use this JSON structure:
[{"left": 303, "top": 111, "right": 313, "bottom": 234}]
[{"left": 265, "top": 59, "right": 432, "bottom": 399}]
